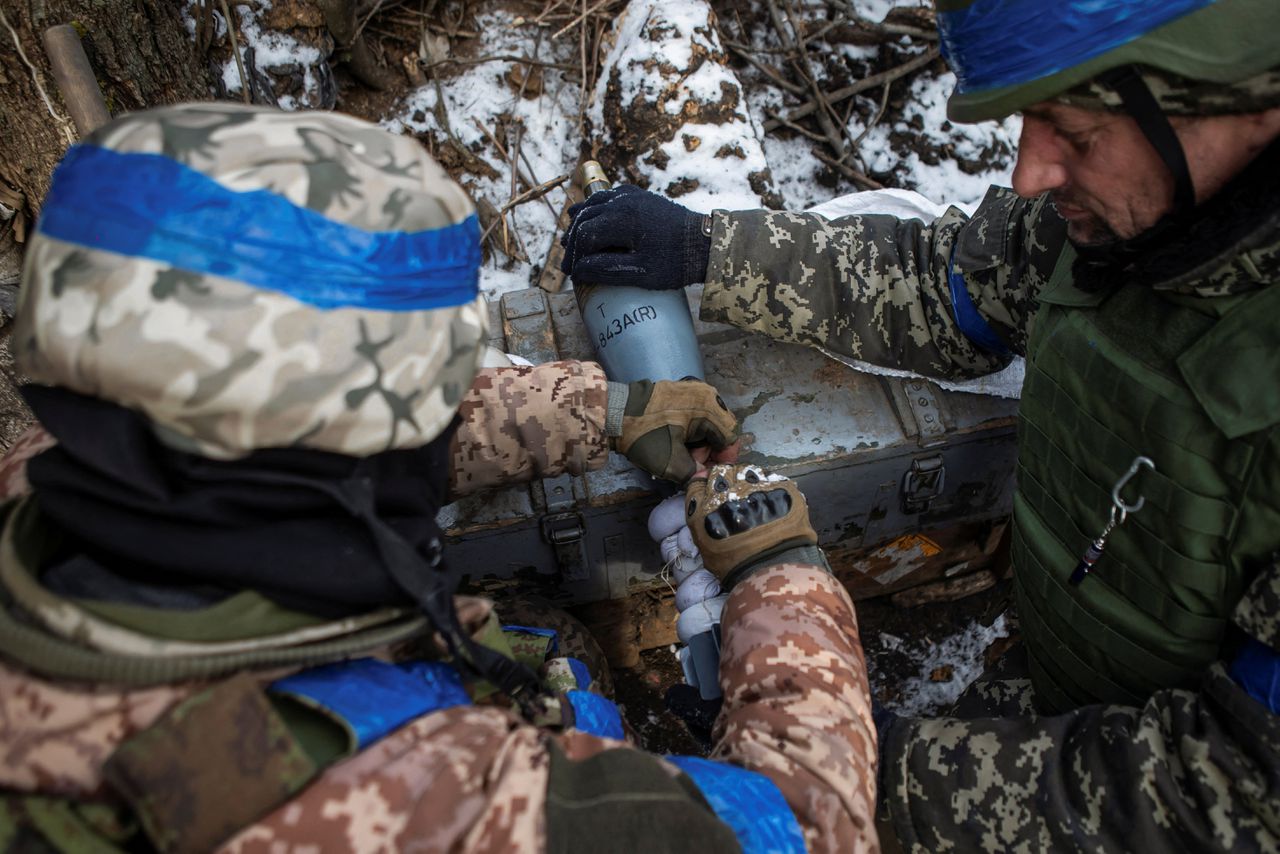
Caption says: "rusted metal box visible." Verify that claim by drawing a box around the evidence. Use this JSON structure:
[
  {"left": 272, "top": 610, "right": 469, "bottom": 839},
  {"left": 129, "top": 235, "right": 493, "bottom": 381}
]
[{"left": 443, "top": 285, "right": 1018, "bottom": 605}]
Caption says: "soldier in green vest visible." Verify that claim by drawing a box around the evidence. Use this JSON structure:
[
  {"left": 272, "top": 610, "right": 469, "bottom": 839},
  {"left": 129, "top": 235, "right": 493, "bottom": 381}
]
[{"left": 561, "top": 0, "right": 1280, "bottom": 848}]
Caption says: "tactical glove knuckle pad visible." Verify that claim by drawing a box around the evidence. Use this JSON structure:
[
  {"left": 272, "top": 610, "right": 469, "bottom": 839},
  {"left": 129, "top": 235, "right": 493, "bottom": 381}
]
[{"left": 685, "top": 463, "right": 817, "bottom": 579}]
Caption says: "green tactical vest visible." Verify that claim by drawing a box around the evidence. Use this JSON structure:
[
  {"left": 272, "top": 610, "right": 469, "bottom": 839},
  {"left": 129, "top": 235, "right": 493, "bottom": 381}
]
[{"left": 1013, "top": 249, "right": 1280, "bottom": 713}]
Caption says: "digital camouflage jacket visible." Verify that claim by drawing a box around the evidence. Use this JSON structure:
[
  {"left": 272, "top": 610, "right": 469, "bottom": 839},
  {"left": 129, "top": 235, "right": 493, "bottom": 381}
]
[
  {"left": 0, "top": 361, "right": 879, "bottom": 853},
  {"left": 703, "top": 185, "right": 1279, "bottom": 851}
]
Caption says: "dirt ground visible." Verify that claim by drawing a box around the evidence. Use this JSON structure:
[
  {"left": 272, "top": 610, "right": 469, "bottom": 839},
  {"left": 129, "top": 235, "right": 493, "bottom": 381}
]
[
  {"left": 0, "top": 331, "right": 33, "bottom": 451},
  {"left": 616, "top": 578, "right": 1016, "bottom": 755}
]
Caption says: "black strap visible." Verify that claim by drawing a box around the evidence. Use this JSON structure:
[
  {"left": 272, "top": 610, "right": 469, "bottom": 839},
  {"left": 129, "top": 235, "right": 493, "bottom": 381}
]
[
  {"left": 213, "top": 465, "right": 540, "bottom": 702},
  {"left": 1097, "top": 65, "right": 1196, "bottom": 213},
  {"left": 335, "top": 473, "right": 542, "bottom": 703}
]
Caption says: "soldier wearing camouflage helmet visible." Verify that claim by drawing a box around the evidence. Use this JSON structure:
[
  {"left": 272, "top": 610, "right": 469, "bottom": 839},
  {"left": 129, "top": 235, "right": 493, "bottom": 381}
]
[
  {"left": 0, "top": 103, "right": 880, "bottom": 852},
  {"left": 562, "top": 0, "right": 1280, "bottom": 849}
]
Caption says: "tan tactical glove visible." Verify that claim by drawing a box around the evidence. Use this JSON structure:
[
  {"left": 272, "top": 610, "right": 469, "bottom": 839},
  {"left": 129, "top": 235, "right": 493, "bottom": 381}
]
[
  {"left": 608, "top": 379, "right": 739, "bottom": 483},
  {"left": 684, "top": 463, "right": 826, "bottom": 589}
]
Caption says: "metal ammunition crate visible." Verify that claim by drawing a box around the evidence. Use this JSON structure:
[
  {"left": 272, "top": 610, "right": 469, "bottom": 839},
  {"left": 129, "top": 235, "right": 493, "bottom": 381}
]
[{"left": 443, "top": 284, "right": 1018, "bottom": 606}]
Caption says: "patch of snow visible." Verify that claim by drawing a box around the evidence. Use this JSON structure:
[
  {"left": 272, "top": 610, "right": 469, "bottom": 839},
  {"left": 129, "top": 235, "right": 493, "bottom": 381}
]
[
  {"left": 588, "top": 0, "right": 773, "bottom": 213},
  {"left": 858, "top": 69, "right": 1021, "bottom": 207},
  {"left": 876, "top": 612, "right": 1010, "bottom": 717},
  {"left": 385, "top": 9, "right": 582, "bottom": 298},
  {"left": 198, "top": 0, "right": 325, "bottom": 111}
]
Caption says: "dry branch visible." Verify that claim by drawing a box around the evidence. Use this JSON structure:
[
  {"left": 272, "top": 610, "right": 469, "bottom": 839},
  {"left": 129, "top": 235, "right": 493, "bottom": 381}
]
[{"left": 762, "top": 47, "right": 939, "bottom": 132}]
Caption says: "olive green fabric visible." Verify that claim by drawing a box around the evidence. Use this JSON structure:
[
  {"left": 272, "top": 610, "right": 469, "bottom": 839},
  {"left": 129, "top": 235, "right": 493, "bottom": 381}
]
[
  {"left": 74, "top": 591, "right": 325, "bottom": 642},
  {"left": 544, "top": 741, "right": 741, "bottom": 854},
  {"left": 0, "top": 797, "right": 133, "bottom": 854},
  {"left": 104, "top": 673, "right": 318, "bottom": 853},
  {"left": 1180, "top": 281, "right": 1280, "bottom": 438},
  {"left": 0, "top": 500, "right": 431, "bottom": 685},
  {"left": 269, "top": 695, "right": 354, "bottom": 769},
  {"left": 943, "top": 0, "right": 1280, "bottom": 121},
  {"left": 1013, "top": 265, "right": 1278, "bottom": 711}
]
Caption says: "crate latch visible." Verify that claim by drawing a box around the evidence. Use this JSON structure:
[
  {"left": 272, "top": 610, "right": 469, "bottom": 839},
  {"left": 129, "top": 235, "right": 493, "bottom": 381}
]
[
  {"left": 541, "top": 511, "right": 588, "bottom": 582},
  {"left": 540, "top": 474, "right": 589, "bottom": 582},
  {"left": 901, "top": 454, "right": 946, "bottom": 514}
]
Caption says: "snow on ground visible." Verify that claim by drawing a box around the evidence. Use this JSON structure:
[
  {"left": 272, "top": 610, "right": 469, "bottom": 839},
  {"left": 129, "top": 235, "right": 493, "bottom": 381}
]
[
  {"left": 876, "top": 613, "right": 1011, "bottom": 717},
  {"left": 189, "top": 0, "right": 1021, "bottom": 297},
  {"left": 186, "top": 0, "right": 326, "bottom": 110},
  {"left": 859, "top": 68, "right": 1021, "bottom": 207},
  {"left": 587, "top": 0, "right": 773, "bottom": 213},
  {"left": 384, "top": 9, "right": 582, "bottom": 296}
]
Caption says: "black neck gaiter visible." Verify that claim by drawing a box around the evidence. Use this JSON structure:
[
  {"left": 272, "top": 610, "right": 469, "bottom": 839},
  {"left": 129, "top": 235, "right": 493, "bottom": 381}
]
[
  {"left": 22, "top": 384, "right": 454, "bottom": 618},
  {"left": 1072, "top": 137, "right": 1280, "bottom": 293}
]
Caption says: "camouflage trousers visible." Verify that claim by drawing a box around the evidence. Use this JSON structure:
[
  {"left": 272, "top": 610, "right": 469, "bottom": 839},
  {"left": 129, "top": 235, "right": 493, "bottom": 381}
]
[{"left": 946, "top": 642, "right": 1036, "bottom": 720}]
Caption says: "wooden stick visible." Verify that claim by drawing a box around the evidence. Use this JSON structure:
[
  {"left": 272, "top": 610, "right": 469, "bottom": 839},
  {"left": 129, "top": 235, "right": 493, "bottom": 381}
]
[
  {"left": 850, "top": 79, "right": 892, "bottom": 149},
  {"left": 41, "top": 24, "right": 111, "bottom": 136},
  {"left": 420, "top": 54, "right": 578, "bottom": 73},
  {"left": 763, "top": 47, "right": 938, "bottom": 131},
  {"left": 813, "top": 148, "right": 884, "bottom": 190},
  {"left": 724, "top": 41, "right": 805, "bottom": 96},
  {"left": 497, "top": 171, "right": 571, "bottom": 216},
  {"left": 218, "top": 0, "right": 252, "bottom": 104},
  {"left": 773, "top": 0, "right": 844, "bottom": 157},
  {"left": 551, "top": 0, "right": 612, "bottom": 40},
  {"left": 764, "top": 111, "right": 827, "bottom": 143}
]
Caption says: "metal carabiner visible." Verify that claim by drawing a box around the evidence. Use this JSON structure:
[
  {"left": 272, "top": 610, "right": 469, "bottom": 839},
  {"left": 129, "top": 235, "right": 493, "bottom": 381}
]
[{"left": 1111, "top": 456, "right": 1156, "bottom": 515}]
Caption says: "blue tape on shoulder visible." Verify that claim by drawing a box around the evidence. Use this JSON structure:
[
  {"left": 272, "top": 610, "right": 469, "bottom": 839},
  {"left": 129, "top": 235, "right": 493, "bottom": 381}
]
[
  {"left": 271, "top": 658, "right": 470, "bottom": 749},
  {"left": 938, "top": 0, "right": 1216, "bottom": 94},
  {"left": 565, "top": 690, "right": 624, "bottom": 740},
  {"left": 501, "top": 624, "right": 560, "bottom": 655},
  {"left": 566, "top": 657, "right": 593, "bottom": 690},
  {"left": 38, "top": 145, "right": 480, "bottom": 311},
  {"left": 665, "top": 755, "right": 806, "bottom": 854},
  {"left": 947, "top": 250, "right": 1011, "bottom": 356},
  {"left": 1230, "top": 637, "right": 1280, "bottom": 715}
]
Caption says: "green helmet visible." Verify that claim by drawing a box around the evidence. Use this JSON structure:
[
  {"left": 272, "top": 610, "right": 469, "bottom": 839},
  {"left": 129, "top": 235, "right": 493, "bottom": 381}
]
[{"left": 938, "top": 0, "right": 1280, "bottom": 123}]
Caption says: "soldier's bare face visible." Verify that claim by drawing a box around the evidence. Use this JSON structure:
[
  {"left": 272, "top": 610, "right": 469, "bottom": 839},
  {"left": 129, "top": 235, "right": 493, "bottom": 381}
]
[
  {"left": 1012, "top": 101, "right": 1280, "bottom": 246},
  {"left": 1010, "top": 103, "right": 1175, "bottom": 245}
]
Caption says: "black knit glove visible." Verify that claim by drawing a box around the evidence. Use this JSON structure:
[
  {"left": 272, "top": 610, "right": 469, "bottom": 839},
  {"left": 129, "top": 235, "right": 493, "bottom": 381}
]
[{"left": 559, "top": 185, "right": 711, "bottom": 290}]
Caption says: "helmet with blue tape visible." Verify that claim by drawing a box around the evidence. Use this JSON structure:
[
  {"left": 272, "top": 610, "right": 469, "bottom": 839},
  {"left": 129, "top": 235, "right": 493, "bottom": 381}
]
[
  {"left": 17, "top": 103, "right": 487, "bottom": 460},
  {"left": 937, "top": 0, "right": 1280, "bottom": 123}
]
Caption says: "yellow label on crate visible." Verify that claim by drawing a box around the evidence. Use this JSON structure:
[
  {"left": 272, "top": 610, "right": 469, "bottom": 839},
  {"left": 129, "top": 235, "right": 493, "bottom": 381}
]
[{"left": 884, "top": 533, "right": 942, "bottom": 558}]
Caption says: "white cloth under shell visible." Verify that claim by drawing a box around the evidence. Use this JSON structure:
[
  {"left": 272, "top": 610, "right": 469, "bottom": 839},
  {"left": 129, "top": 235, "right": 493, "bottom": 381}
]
[
  {"left": 671, "top": 553, "right": 704, "bottom": 585},
  {"left": 677, "top": 594, "right": 727, "bottom": 645},
  {"left": 675, "top": 569, "right": 721, "bottom": 612},
  {"left": 648, "top": 493, "right": 688, "bottom": 542}
]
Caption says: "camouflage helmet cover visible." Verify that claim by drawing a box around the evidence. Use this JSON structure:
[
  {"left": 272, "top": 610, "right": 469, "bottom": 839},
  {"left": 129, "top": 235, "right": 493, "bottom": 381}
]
[
  {"left": 937, "top": 0, "right": 1280, "bottom": 122},
  {"left": 17, "top": 103, "right": 488, "bottom": 459}
]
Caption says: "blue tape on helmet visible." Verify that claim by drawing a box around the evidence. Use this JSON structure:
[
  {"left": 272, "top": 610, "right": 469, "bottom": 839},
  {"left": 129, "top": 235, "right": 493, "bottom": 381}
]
[
  {"left": 938, "top": 0, "right": 1217, "bottom": 94},
  {"left": 271, "top": 658, "right": 471, "bottom": 749},
  {"left": 665, "top": 755, "right": 806, "bottom": 854},
  {"left": 565, "top": 690, "right": 625, "bottom": 740},
  {"left": 1230, "top": 636, "right": 1280, "bottom": 714},
  {"left": 38, "top": 144, "right": 481, "bottom": 311},
  {"left": 501, "top": 624, "right": 560, "bottom": 656},
  {"left": 947, "top": 250, "right": 1011, "bottom": 356},
  {"left": 567, "top": 656, "right": 593, "bottom": 690}
]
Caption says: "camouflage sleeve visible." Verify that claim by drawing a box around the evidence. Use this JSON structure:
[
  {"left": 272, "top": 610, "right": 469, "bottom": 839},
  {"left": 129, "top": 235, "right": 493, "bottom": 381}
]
[
  {"left": 449, "top": 361, "right": 611, "bottom": 497},
  {"left": 712, "top": 563, "right": 879, "bottom": 853},
  {"left": 700, "top": 188, "right": 1068, "bottom": 380},
  {"left": 882, "top": 565, "right": 1280, "bottom": 852}
]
